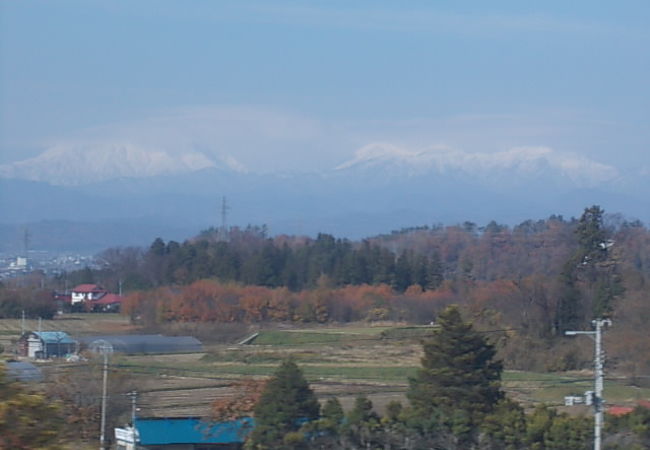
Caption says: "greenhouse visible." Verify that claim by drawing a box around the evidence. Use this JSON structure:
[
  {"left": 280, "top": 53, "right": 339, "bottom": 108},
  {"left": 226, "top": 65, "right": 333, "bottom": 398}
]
[{"left": 79, "top": 334, "right": 203, "bottom": 355}]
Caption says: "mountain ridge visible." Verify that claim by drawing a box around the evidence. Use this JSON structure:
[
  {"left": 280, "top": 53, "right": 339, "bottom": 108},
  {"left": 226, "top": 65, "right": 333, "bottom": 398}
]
[{"left": 0, "top": 144, "right": 647, "bottom": 251}]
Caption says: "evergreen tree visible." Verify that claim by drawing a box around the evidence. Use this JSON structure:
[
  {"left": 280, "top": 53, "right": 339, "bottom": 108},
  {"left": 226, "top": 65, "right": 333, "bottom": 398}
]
[
  {"left": 556, "top": 205, "right": 623, "bottom": 330},
  {"left": 247, "top": 360, "right": 320, "bottom": 449},
  {"left": 555, "top": 260, "right": 582, "bottom": 334},
  {"left": 575, "top": 205, "right": 608, "bottom": 263},
  {"left": 393, "top": 250, "right": 413, "bottom": 292},
  {"left": 407, "top": 305, "right": 503, "bottom": 440},
  {"left": 342, "top": 396, "right": 381, "bottom": 449},
  {"left": 480, "top": 398, "right": 527, "bottom": 450},
  {"left": 426, "top": 251, "right": 444, "bottom": 290},
  {"left": 320, "top": 397, "right": 344, "bottom": 431}
]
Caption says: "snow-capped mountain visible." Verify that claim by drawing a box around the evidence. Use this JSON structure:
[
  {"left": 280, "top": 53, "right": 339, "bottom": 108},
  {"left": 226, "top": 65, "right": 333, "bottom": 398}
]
[
  {"left": 334, "top": 143, "right": 621, "bottom": 189},
  {"left": 0, "top": 141, "right": 647, "bottom": 251},
  {"left": 0, "top": 143, "right": 246, "bottom": 186}
]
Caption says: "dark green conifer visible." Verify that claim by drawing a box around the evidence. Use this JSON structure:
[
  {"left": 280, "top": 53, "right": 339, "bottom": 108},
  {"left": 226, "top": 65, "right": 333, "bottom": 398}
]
[
  {"left": 407, "top": 305, "right": 503, "bottom": 428},
  {"left": 247, "top": 360, "right": 319, "bottom": 449}
]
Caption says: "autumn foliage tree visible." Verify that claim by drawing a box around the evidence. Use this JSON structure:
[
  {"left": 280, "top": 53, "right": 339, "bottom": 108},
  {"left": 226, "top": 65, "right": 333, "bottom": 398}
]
[
  {"left": 210, "top": 379, "right": 267, "bottom": 423},
  {"left": 0, "top": 364, "right": 64, "bottom": 450}
]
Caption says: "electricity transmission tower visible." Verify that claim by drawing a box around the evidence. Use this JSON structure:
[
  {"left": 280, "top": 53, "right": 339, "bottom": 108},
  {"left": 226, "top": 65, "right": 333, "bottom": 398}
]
[{"left": 218, "top": 196, "right": 230, "bottom": 241}]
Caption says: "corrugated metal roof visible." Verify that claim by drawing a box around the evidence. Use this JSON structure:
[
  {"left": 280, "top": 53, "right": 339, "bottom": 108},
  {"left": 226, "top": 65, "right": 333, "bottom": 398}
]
[
  {"left": 80, "top": 334, "right": 203, "bottom": 354},
  {"left": 33, "top": 331, "right": 75, "bottom": 345},
  {"left": 135, "top": 417, "right": 254, "bottom": 445}
]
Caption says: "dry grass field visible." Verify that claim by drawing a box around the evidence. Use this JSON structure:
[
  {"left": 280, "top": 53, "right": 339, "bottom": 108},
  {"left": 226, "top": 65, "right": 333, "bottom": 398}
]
[{"left": 3, "top": 314, "right": 649, "bottom": 419}]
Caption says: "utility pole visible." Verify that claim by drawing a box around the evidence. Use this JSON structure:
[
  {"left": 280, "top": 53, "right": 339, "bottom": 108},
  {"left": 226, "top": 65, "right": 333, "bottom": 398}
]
[
  {"left": 565, "top": 318, "right": 612, "bottom": 450},
  {"left": 127, "top": 391, "right": 138, "bottom": 426},
  {"left": 97, "top": 341, "right": 113, "bottom": 450}
]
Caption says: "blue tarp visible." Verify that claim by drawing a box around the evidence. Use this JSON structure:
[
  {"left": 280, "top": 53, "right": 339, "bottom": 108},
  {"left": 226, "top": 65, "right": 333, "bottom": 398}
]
[{"left": 135, "top": 417, "right": 254, "bottom": 445}]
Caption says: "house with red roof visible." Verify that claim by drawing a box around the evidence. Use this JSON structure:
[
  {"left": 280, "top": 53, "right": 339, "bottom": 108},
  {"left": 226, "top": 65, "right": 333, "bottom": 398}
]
[
  {"left": 607, "top": 401, "right": 650, "bottom": 417},
  {"left": 607, "top": 406, "right": 634, "bottom": 417},
  {"left": 69, "top": 284, "right": 123, "bottom": 312},
  {"left": 71, "top": 284, "right": 108, "bottom": 305},
  {"left": 91, "top": 293, "right": 123, "bottom": 312}
]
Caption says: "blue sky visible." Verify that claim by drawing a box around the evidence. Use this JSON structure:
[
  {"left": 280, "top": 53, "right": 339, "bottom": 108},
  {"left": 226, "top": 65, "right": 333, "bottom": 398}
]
[{"left": 1, "top": 1, "right": 649, "bottom": 173}]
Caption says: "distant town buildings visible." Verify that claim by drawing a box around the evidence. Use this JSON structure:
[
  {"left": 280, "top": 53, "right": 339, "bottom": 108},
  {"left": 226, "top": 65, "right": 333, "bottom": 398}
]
[{"left": 0, "top": 251, "right": 98, "bottom": 280}]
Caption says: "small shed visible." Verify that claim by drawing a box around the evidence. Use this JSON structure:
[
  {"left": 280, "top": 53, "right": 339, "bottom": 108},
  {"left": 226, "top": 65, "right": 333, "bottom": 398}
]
[
  {"left": 4, "top": 360, "right": 43, "bottom": 382},
  {"left": 18, "top": 331, "right": 76, "bottom": 359},
  {"left": 115, "top": 417, "right": 253, "bottom": 450},
  {"left": 80, "top": 334, "right": 203, "bottom": 355}
]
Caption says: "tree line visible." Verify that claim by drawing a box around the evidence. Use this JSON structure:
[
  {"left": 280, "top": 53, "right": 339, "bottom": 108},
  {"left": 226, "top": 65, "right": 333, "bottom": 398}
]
[
  {"left": 214, "top": 306, "right": 650, "bottom": 449},
  {"left": 86, "top": 208, "right": 645, "bottom": 302},
  {"left": 71, "top": 206, "right": 650, "bottom": 373},
  {"left": 97, "top": 227, "right": 444, "bottom": 293}
]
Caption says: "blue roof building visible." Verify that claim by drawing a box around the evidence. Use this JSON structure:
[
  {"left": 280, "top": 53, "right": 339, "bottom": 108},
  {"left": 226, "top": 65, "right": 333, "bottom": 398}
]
[
  {"left": 115, "top": 417, "right": 254, "bottom": 450},
  {"left": 19, "top": 331, "right": 76, "bottom": 359}
]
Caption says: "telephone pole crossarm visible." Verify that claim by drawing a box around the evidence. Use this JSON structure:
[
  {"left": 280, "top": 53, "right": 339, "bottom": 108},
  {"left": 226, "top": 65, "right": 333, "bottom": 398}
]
[{"left": 564, "top": 318, "right": 611, "bottom": 450}]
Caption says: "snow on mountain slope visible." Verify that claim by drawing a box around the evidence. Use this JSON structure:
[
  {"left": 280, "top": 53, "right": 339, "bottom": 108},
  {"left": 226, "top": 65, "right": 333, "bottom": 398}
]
[
  {"left": 0, "top": 143, "right": 245, "bottom": 185},
  {"left": 334, "top": 143, "right": 620, "bottom": 188}
]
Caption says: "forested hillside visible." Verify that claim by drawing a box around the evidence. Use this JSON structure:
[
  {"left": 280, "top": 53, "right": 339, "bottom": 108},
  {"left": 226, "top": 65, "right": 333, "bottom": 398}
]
[{"left": 74, "top": 206, "right": 649, "bottom": 374}]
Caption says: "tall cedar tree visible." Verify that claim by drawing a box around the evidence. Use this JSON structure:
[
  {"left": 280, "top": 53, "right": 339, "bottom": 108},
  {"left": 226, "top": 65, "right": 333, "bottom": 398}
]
[
  {"left": 408, "top": 305, "right": 503, "bottom": 428},
  {"left": 247, "top": 360, "right": 319, "bottom": 449}
]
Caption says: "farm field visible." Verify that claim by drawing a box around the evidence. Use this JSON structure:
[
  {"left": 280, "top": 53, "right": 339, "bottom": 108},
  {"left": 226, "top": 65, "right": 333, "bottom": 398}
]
[
  {"left": 0, "top": 313, "right": 135, "bottom": 351},
  {"left": 0, "top": 313, "right": 135, "bottom": 337},
  {"left": 3, "top": 315, "right": 649, "bottom": 418},
  {"left": 113, "top": 327, "right": 650, "bottom": 417}
]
